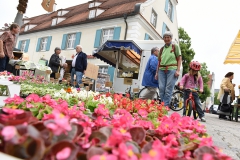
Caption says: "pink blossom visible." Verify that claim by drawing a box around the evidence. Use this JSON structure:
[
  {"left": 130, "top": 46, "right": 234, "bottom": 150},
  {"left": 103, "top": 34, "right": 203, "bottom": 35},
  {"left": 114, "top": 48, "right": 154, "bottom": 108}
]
[
  {"left": 107, "top": 128, "right": 131, "bottom": 146},
  {"left": 112, "top": 143, "right": 138, "bottom": 160},
  {"left": 4, "top": 94, "right": 24, "bottom": 105},
  {"left": 94, "top": 104, "right": 109, "bottom": 118},
  {"left": 2, "top": 108, "right": 24, "bottom": 115},
  {"left": 26, "top": 94, "right": 41, "bottom": 103},
  {"left": 162, "top": 134, "right": 179, "bottom": 146},
  {"left": 26, "top": 103, "right": 34, "bottom": 108},
  {"left": 1, "top": 126, "right": 17, "bottom": 141},
  {"left": 202, "top": 153, "right": 215, "bottom": 160},
  {"left": 94, "top": 116, "right": 109, "bottom": 127},
  {"left": 56, "top": 147, "right": 71, "bottom": 160},
  {"left": 140, "top": 149, "right": 166, "bottom": 160},
  {"left": 90, "top": 154, "right": 118, "bottom": 160},
  {"left": 138, "top": 109, "right": 148, "bottom": 118}
]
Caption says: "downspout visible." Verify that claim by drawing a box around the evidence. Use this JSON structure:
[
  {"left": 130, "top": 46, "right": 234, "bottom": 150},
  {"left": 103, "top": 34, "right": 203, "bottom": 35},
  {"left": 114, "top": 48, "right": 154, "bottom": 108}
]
[{"left": 123, "top": 14, "right": 128, "bottom": 40}]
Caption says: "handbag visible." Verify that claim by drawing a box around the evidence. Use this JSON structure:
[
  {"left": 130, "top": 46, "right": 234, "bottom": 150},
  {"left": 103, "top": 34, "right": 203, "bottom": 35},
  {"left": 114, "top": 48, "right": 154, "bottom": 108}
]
[{"left": 55, "top": 66, "right": 60, "bottom": 79}]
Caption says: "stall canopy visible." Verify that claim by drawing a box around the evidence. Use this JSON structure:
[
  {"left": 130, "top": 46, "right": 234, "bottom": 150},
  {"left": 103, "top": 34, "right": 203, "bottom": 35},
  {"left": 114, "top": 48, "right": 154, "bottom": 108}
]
[
  {"left": 224, "top": 30, "right": 240, "bottom": 64},
  {"left": 92, "top": 40, "right": 142, "bottom": 68}
]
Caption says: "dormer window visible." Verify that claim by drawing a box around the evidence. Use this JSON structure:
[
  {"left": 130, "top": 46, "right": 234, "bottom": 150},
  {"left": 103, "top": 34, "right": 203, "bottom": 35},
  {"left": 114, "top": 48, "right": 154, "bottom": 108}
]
[
  {"left": 51, "top": 17, "right": 66, "bottom": 26},
  {"left": 57, "top": 10, "right": 69, "bottom": 16},
  {"left": 89, "top": 8, "right": 105, "bottom": 19},
  {"left": 89, "top": 2, "right": 102, "bottom": 8},
  {"left": 24, "top": 24, "right": 37, "bottom": 32}
]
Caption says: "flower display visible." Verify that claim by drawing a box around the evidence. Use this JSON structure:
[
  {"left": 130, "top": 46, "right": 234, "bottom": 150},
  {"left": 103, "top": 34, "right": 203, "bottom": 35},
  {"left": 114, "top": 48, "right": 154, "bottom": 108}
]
[{"left": 0, "top": 93, "right": 232, "bottom": 160}]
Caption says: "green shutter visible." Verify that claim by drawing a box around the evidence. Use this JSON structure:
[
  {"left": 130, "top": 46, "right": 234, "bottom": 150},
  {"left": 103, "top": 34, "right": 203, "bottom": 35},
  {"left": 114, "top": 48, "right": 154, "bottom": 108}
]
[
  {"left": 165, "top": 0, "right": 169, "bottom": 13},
  {"left": 18, "top": 41, "right": 22, "bottom": 50},
  {"left": 46, "top": 36, "right": 52, "bottom": 51},
  {"left": 36, "top": 38, "right": 41, "bottom": 52},
  {"left": 162, "top": 22, "right": 166, "bottom": 37},
  {"left": 24, "top": 39, "right": 30, "bottom": 52},
  {"left": 94, "top": 29, "right": 102, "bottom": 48},
  {"left": 113, "top": 27, "right": 121, "bottom": 40},
  {"left": 74, "top": 32, "right": 82, "bottom": 49},
  {"left": 144, "top": 33, "right": 149, "bottom": 40},
  {"left": 61, "top": 34, "right": 67, "bottom": 50}
]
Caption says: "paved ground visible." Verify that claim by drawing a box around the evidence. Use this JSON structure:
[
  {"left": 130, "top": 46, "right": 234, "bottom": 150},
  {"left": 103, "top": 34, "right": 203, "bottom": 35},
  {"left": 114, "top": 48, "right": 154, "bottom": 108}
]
[{"left": 169, "top": 111, "right": 240, "bottom": 160}]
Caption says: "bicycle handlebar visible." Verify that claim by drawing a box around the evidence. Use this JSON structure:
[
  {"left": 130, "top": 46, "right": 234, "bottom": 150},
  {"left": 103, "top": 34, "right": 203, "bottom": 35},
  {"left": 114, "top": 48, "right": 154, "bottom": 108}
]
[{"left": 182, "top": 88, "right": 205, "bottom": 94}]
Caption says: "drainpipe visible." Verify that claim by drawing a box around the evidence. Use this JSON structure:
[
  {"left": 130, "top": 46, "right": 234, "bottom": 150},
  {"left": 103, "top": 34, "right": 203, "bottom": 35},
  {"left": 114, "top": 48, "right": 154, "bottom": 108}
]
[{"left": 123, "top": 14, "right": 128, "bottom": 40}]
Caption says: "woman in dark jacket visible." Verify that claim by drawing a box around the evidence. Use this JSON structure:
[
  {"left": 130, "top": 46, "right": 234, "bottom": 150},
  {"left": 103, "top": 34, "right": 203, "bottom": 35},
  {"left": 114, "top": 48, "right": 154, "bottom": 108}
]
[{"left": 48, "top": 47, "right": 63, "bottom": 79}]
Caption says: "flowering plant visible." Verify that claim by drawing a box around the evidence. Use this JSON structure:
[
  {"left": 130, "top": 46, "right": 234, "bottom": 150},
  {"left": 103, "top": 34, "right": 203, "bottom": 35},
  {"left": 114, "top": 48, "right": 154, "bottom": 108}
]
[{"left": 0, "top": 93, "right": 232, "bottom": 160}]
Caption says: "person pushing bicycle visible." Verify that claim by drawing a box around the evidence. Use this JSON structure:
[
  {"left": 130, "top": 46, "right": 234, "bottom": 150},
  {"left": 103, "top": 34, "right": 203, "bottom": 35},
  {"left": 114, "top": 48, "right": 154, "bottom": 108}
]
[{"left": 179, "top": 61, "right": 206, "bottom": 122}]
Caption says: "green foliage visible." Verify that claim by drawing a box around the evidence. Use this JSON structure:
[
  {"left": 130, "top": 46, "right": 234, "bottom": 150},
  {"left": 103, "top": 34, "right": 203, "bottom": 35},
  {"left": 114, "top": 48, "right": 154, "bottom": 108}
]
[
  {"left": 199, "top": 63, "right": 211, "bottom": 102},
  {"left": 214, "top": 92, "right": 220, "bottom": 105},
  {"left": 86, "top": 100, "right": 99, "bottom": 112},
  {"left": 178, "top": 27, "right": 195, "bottom": 76}
]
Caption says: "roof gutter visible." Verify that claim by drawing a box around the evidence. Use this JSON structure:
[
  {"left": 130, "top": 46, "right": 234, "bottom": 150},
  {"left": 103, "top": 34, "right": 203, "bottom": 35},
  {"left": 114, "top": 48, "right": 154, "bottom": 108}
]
[{"left": 123, "top": 14, "right": 128, "bottom": 40}]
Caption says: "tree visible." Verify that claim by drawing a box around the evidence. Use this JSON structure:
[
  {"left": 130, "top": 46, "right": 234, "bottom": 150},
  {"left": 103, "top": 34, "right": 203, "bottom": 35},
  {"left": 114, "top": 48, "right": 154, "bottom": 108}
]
[
  {"left": 178, "top": 27, "right": 195, "bottom": 76},
  {"left": 214, "top": 92, "right": 220, "bottom": 105},
  {"left": 199, "top": 62, "right": 211, "bottom": 102}
]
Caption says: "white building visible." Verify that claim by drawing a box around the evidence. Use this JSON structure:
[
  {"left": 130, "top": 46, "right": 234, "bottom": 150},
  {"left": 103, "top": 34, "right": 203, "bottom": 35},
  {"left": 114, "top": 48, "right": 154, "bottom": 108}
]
[{"left": 17, "top": 0, "right": 180, "bottom": 68}]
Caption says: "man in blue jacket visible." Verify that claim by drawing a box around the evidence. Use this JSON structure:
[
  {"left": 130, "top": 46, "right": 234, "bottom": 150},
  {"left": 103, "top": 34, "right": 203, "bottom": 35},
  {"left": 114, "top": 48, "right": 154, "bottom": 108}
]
[
  {"left": 141, "top": 47, "right": 159, "bottom": 99},
  {"left": 71, "top": 45, "right": 87, "bottom": 88}
]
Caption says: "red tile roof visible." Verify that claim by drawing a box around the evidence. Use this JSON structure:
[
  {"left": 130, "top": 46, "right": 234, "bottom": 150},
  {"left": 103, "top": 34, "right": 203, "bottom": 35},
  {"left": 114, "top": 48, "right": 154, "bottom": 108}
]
[{"left": 20, "top": 0, "right": 147, "bottom": 35}]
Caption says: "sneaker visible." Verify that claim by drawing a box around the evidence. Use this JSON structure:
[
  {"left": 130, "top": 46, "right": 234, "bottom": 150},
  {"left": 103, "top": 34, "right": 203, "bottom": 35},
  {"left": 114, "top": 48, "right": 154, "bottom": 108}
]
[{"left": 201, "top": 117, "right": 206, "bottom": 122}]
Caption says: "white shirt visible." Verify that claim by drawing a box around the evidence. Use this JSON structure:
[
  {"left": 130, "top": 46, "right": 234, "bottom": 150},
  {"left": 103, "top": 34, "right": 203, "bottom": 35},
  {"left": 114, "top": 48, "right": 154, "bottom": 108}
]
[{"left": 72, "top": 53, "right": 78, "bottom": 67}]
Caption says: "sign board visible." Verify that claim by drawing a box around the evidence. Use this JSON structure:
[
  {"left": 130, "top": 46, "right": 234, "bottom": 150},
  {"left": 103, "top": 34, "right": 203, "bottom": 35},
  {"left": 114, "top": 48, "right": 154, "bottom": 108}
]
[
  {"left": 133, "top": 88, "right": 139, "bottom": 93},
  {"left": 124, "top": 78, "right": 133, "bottom": 85},
  {"left": 105, "top": 81, "right": 112, "bottom": 87},
  {"left": 85, "top": 63, "right": 99, "bottom": 80}
]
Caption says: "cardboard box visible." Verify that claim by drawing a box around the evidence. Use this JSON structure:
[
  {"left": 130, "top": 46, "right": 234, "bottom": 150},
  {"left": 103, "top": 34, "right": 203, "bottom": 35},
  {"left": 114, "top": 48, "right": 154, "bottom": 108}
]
[
  {"left": 84, "top": 63, "right": 99, "bottom": 80},
  {"left": 124, "top": 78, "right": 133, "bottom": 85},
  {"left": 105, "top": 81, "right": 113, "bottom": 87}
]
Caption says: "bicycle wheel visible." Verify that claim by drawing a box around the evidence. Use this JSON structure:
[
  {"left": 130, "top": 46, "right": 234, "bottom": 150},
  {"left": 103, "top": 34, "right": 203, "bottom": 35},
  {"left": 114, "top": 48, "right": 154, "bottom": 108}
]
[
  {"left": 169, "top": 91, "right": 184, "bottom": 111},
  {"left": 138, "top": 87, "right": 158, "bottom": 100},
  {"left": 186, "top": 100, "right": 193, "bottom": 117},
  {"left": 193, "top": 110, "right": 199, "bottom": 120}
]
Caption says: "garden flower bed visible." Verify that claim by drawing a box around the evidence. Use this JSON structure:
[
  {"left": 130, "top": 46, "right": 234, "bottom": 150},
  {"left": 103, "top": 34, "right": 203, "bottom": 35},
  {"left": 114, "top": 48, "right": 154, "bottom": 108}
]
[{"left": 0, "top": 93, "right": 232, "bottom": 160}]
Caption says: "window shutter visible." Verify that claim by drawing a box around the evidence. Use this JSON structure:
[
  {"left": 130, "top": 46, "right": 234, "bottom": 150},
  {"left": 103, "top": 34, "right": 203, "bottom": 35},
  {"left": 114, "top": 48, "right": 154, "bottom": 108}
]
[
  {"left": 94, "top": 29, "right": 102, "bottom": 48},
  {"left": 113, "top": 27, "right": 121, "bottom": 40},
  {"left": 46, "top": 36, "right": 52, "bottom": 51},
  {"left": 24, "top": 39, "right": 30, "bottom": 52},
  {"left": 36, "top": 38, "right": 42, "bottom": 52},
  {"left": 144, "top": 33, "right": 149, "bottom": 40},
  {"left": 164, "top": 0, "right": 169, "bottom": 13},
  {"left": 162, "top": 22, "right": 166, "bottom": 37},
  {"left": 18, "top": 41, "right": 22, "bottom": 50},
  {"left": 107, "top": 66, "right": 115, "bottom": 82},
  {"left": 61, "top": 34, "right": 67, "bottom": 50},
  {"left": 171, "top": 6, "right": 174, "bottom": 22},
  {"left": 74, "top": 32, "right": 82, "bottom": 49}
]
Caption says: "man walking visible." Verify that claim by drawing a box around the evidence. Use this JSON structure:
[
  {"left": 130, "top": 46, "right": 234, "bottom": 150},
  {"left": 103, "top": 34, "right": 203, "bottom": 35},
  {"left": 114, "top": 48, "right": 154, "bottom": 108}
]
[
  {"left": 71, "top": 45, "right": 87, "bottom": 88},
  {"left": 0, "top": 23, "right": 20, "bottom": 72},
  {"left": 141, "top": 47, "right": 159, "bottom": 99}
]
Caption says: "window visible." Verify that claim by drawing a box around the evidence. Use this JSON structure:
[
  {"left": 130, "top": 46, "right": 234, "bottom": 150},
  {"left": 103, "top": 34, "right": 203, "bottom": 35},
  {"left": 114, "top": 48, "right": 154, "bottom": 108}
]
[
  {"left": 89, "top": 10, "right": 96, "bottom": 19},
  {"left": 89, "top": 3, "right": 94, "bottom": 8},
  {"left": 166, "top": 25, "right": 170, "bottom": 32},
  {"left": 52, "top": 18, "right": 57, "bottom": 26},
  {"left": 67, "top": 33, "right": 76, "bottom": 49},
  {"left": 149, "top": 37, "right": 153, "bottom": 40},
  {"left": 40, "top": 37, "right": 48, "bottom": 51},
  {"left": 150, "top": 9, "right": 157, "bottom": 27},
  {"left": 102, "top": 28, "right": 114, "bottom": 44},
  {"left": 20, "top": 40, "right": 27, "bottom": 52},
  {"left": 167, "top": 1, "right": 173, "bottom": 19}
]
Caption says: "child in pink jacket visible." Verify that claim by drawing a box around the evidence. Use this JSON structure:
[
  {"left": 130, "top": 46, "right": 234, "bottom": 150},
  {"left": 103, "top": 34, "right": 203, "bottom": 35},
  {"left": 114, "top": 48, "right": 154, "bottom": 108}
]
[{"left": 179, "top": 61, "right": 206, "bottom": 122}]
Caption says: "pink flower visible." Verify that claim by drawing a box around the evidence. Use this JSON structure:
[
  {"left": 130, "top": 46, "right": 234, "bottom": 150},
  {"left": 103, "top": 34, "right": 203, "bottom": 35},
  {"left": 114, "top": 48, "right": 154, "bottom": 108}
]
[
  {"left": 138, "top": 109, "right": 148, "bottom": 118},
  {"left": 140, "top": 149, "right": 166, "bottom": 160},
  {"left": 4, "top": 94, "right": 24, "bottom": 105},
  {"left": 107, "top": 128, "right": 131, "bottom": 146},
  {"left": 94, "top": 116, "right": 109, "bottom": 127},
  {"left": 2, "top": 108, "right": 24, "bottom": 115},
  {"left": 26, "top": 94, "right": 41, "bottom": 103},
  {"left": 56, "top": 147, "right": 71, "bottom": 160},
  {"left": 112, "top": 143, "right": 138, "bottom": 160},
  {"left": 202, "top": 153, "right": 215, "bottom": 160},
  {"left": 90, "top": 154, "right": 118, "bottom": 160},
  {"left": 94, "top": 104, "right": 109, "bottom": 118},
  {"left": 162, "top": 134, "right": 179, "bottom": 147},
  {"left": 1, "top": 126, "right": 17, "bottom": 141},
  {"left": 26, "top": 103, "right": 34, "bottom": 108}
]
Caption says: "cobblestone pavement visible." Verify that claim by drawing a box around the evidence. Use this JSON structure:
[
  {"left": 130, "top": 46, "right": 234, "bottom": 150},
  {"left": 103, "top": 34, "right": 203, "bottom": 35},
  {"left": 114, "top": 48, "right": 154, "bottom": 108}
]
[{"left": 169, "top": 111, "right": 240, "bottom": 160}]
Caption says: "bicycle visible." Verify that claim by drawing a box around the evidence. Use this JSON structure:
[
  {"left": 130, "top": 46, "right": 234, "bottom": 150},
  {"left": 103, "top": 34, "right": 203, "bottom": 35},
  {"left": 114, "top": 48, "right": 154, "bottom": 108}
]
[
  {"left": 184, "top": 88, "right": 202, "bottom": 120},
  {"left": 138, "top": 85, "right": 184, "bottom": 111}
]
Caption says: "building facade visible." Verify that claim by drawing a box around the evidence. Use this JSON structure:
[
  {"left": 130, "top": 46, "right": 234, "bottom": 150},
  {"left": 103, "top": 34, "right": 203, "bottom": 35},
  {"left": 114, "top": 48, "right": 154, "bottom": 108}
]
[{"left": 17, "top": 0, "right": 179, "bottom": 67}]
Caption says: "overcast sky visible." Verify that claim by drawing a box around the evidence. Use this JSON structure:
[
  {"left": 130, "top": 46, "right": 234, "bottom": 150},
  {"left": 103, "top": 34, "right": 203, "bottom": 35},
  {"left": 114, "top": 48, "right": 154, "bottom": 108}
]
[{"left": 1, "top": 0, "right": 240, "bottom": 91}]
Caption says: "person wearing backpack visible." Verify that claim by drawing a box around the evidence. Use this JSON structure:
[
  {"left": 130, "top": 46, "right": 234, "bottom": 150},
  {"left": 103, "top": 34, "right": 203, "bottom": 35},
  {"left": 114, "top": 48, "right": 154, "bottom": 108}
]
[
  {"left": 179, "top": 61, "right": 206, "bottom": 122},
  {"left": 155, "top": 31, "right": 182, "bottom": 107},
  {"left": 217, "top": 72, "right": 235, "bottom": 119}
]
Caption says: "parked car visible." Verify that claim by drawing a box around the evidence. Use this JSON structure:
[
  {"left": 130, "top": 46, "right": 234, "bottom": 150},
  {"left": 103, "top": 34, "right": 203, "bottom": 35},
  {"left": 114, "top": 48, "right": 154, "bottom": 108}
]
[{"left": 209, "top": 105, "right": 218, "bottom": 114}]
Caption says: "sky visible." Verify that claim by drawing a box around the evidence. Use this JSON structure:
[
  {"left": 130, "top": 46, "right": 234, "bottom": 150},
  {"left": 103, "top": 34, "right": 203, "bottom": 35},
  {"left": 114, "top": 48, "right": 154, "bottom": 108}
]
[{"left": 1, "top": 0, "right": 240, "bottom": 91}]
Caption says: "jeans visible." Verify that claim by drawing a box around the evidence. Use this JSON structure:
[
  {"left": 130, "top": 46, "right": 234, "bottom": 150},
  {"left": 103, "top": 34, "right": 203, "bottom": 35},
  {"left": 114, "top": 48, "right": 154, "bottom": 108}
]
[
  {"left": 76, "top": 71, "right": 83, "bottom": 88},
  {"left": 0, "top": 56, "right": 9, "bottom": 72},
  {"left": 183, "top": 91, "right": 205, "bottom": 118},
  {"left": 158, "top": 69, "right": 178, "bottom": 107},
  {"left": 71, "top": 68, "right": 76, "bottom": 86}
]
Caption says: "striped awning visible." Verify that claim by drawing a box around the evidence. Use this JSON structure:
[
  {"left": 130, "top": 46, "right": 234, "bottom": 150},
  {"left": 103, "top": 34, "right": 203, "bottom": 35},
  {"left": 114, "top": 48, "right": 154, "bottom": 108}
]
[{"left": 224, "top": 30, "right": 240, "bottom": 64}]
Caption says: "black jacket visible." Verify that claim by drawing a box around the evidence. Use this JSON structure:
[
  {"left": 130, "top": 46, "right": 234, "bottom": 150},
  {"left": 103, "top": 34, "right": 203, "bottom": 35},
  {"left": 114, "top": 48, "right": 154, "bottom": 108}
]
[
  {"left": 75, "top": 51, "right": 87, "bottom": 72},
  {"left": 48, "top": 53, "right": 61, "bottom": 73}
]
